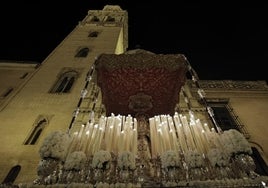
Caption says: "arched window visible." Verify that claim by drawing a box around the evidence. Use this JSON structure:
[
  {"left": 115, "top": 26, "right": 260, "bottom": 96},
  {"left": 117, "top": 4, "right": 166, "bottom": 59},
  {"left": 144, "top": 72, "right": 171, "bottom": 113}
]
[
  {"left": 20, "top": 72, "right": 28, "bottom": 79},
  {"left": 2, "top": 165, "right": 21, "bottom": 184},
  {"left": 75, "top": 47, "right": 90, "bottom": 57},
  {"left": 50, "top": 71, "right": 78, "bottom": 93},
  {"left": 88, "top": 31, "right": 99, "bottom": 38},
  {"left": 91, "top": 16, "right": 99, "bottom": 22},
  {"left": 1, "top": 87, "right": 13, "bottom": 98},
  {"left": 25, "top": 118, "right": 48, "bottom": 145},
  {"left": 106, "top": 16, "right": 115, "bottom": 22}
]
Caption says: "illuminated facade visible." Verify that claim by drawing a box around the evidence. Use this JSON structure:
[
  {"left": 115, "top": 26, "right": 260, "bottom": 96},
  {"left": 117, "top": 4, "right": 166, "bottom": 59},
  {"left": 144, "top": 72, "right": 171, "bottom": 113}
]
[{"left": 0, "top": 5, "right": 268, "bottom": 187}]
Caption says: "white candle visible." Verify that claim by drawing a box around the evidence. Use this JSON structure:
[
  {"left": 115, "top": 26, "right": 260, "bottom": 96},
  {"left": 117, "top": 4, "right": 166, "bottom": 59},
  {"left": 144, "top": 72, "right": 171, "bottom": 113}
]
[
  {"left": 190, "top": 121, "right": 203, "bottom": 154},
  {"left": 203, "top": 122, "right": 210, "bottom": 132},
  {"left": 124, "top": 128, "right": 128, "bottom": 151},
  {"left": 195, "top": 119, "right": 208, "bottom": 153},
  {"left": 86, "top": 123, "right": 94, "bottom": 156},
  {"left": 98, "top": 127, "right": 105, "bottom": 151},
  {"left": 149, "top": 117, "right": 156, "bottom": 158},
  {"left": 69, "top": 131, "right": 78, "bottom": 154},
  {"left": 92, "top": 125, "right": 101, "bottom": 154},
  {"left": 118, "top": 130, "right": 124, "bottom": 153},
  {"left": 76, "top": 124, "right": 85, "bottom": 151},
  {"left": 173, "top": 114, "right": 184, "bottom": 153},
  {"left": 115, "top": 116, "right": 122, "bottom": 153},
  {"left": 168, "top": 115, "right": 177, "bottom": 150},
  {"left": 177, "top": 114, "right": 188, "bottom": 153},
  {"left": 104, "top": 117, "right": 112, "bottom": 150},
  {"left": 162, "top": 121, "right": 171, "bottom": 151},
  {"left": 126, "top": 115, "right": 132, "bottom": 130},
  {"left": 82, "top": 131, "right": 90, "bottom": 153},
  {"left": 96, "top": 116, "right": 106, "bottom": 152},
  {"left": 133, "top": 128, "right": 138, "bottom": 156},
  {"left": 169, "top": 129, "right": 175, "bottom": 150},
  {"left": 181, "top": 115, "right": 195, "bottom": 150},
  {"left": 158, "top": 129, "right": 164, "bottom": 155},
  {"left": 67, "top": 132, "right": 77, "bottom": 156},
  {"left": 201, "top": 129, "right": 209, "bottom": 153},
  {"left": 134, "top": 118, "right": 137, "bottom": 129},
  {"left": 84, "top": 122, "right": 90, "bottom": 133},
  {"left": 107, "top": 125, "right": 113, "bottom": 152},
  {"left": 89, "top": 124, "right": 99, "bottom": 155},
  {"left": 122, "top": 115, "right": 126, "bottom": 131}
]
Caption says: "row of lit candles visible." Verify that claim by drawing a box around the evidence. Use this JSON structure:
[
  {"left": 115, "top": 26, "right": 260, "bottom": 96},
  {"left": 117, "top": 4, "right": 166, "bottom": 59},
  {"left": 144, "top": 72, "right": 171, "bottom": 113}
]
[
  {"left": 149, "top": 112, "right": 213, "bottom": 158},
  {"left": 67, "top": 114, "right": 138, "bottom": 157}
]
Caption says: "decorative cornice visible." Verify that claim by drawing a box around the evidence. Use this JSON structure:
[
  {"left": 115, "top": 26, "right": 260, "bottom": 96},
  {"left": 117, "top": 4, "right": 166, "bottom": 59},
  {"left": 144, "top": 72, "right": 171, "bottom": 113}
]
[
  {"left": 95, "top": 52, "right": 187, "bottom": 71},
  {"left": 103, "top": 5, "right": 123, "bottom": 11},
  {"left": 189, "top": 80, "right": 268, "bottom": 91}
]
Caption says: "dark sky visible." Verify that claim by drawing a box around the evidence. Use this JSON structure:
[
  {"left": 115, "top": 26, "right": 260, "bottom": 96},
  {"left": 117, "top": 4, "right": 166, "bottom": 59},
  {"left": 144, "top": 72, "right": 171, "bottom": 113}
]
[{"left": 0, "top": 1, "right": 267, "bottom": 83}]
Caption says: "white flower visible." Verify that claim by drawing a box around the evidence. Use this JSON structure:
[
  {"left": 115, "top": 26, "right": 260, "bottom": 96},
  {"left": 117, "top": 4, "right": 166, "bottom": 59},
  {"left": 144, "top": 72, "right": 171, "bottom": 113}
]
[
  {"left": 221, "top": 129, "right": 252, "bottom": 155},
  {"left": 207, "top": 148, "right": 230, "bottom": 167},
  {"left": 37, "top": 159, "right": 56, "bottom": 177},
  {"left": 184, "top": 150, "right": 204, "bottom": 168},
  {"left": 39, "top": 131, "right": 71, "bottom": 161},
  {"left": 92, "top": 150, "right": 111, "bottom": 169},
  {"left": 161, "top": 150, "right": 181, "bottom": 169},
  {"left": 95, "top": 182, "right": 110, "bottom": 188},
  {"left": 114, "top": 182, "right": 127, "bottom": 188},
  {"left": 117, "top": 151, "right": 136, "bottom": 170},
  {"left": 64, "top": 151, "right": 87, "bottom": 170}
]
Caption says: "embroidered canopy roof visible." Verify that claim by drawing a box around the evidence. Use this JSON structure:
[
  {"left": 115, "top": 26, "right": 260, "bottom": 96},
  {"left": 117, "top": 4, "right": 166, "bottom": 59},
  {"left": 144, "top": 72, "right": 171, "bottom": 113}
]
[{"left": 95, "top": 49, "right": 188, "bottom": 118}]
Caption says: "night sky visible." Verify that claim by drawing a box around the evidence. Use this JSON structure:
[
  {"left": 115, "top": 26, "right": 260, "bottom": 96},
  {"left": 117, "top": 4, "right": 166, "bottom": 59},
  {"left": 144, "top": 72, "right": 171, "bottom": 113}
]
[{"left": 0, "top": 1, "right": 267, "bottom": 83}]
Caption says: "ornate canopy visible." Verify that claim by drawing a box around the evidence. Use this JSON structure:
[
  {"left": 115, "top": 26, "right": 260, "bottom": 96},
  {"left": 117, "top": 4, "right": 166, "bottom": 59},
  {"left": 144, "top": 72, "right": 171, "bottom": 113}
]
[{"left": 95, "top": 49, "right": 187, "bottom": 117}]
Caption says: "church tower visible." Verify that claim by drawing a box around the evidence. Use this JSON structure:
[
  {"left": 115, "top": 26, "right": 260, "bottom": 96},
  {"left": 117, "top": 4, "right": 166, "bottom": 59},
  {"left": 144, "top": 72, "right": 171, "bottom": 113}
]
[{"left": 0, "top": 5, "right": 128, "bottom": 184}]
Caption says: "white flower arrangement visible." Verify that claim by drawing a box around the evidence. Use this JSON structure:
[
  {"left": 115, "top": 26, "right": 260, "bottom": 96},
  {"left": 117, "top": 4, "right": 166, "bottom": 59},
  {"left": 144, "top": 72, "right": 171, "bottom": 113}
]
[
  {"left": 117, "top": 151, "right": 136, "bottom": 170},
  {"left": 220, "top": 129, "right": 252, "bottom": 156},
  {"left": 184, "top": 150, "right": 204, "bottom": 168},
  {"left": 37, "top": 159, "right": 56, "bottom": 177},
  {"left": 206, "top": 131, "right": 225, "bottom": 150},
  {"left": 160, "top": 150, "right": 181, "bottom": 169},
  {"left": 39, "top": 131, "right": 71, "bottom": 161},
  {"left": 207, "top": 148, "right": 230, "bottom": 167},
  {"left": 91, "top": 150, "right": 111, "bottom": 170},
  {"left": 64, "top": 151, "right": 87, "bottom": 171},
  {"left": 219, "top": 132, "right": 235, "bottom": 157}
]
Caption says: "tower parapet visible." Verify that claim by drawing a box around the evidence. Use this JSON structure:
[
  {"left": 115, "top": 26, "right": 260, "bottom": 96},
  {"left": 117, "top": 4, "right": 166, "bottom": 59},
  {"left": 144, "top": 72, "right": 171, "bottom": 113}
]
[{"left": 79, "top": 5, "right": 128, "bottom": 53}]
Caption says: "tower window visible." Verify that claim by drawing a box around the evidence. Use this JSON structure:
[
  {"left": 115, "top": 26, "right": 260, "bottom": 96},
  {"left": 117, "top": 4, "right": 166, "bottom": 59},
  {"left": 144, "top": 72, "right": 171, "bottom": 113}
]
[
  {"left": 2, "top": 165, "right": 21, "bottom": 184},
  {"left": 106, "top": 16, "right": 115, "bottom": 22},
  {"left": 24, "top": 118, "right": 48, "bottom": 145},
  {"left": 50, "top": 71, "right": 78, "bottom": 93},
  {"left": 1, "top": 88, "right": 13, "bottom": 98},
  {"left": 88, "top": 31, "right": 99, "bottom": 38},
  {"left": 75, "top": 47, "right": 90, "bottom": 57},
  {"left": 91, "top": 16, "right": 100, "bottom": 22},
  {"left": 20, "top": 72, "right": 28, "bottom": 79}
]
